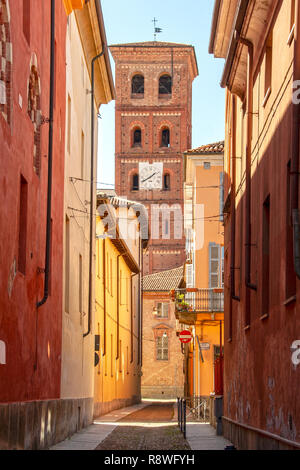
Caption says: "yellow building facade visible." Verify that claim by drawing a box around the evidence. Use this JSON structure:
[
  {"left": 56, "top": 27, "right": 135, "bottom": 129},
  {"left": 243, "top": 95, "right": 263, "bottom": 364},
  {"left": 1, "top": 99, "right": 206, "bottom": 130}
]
[
  {"left": 94, "top": 193, "right": 147, "bottom": 416},
  {"left": 175, "top": 143, "right": 225, "bottom": 414}
]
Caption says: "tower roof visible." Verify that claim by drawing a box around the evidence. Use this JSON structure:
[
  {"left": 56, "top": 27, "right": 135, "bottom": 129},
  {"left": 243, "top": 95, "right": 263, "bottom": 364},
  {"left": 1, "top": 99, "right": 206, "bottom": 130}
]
[
  {"left": 109, "top": 41, "right": 195, "bottom": 48},
  {"left": 109, "top": 41, "right": 199, "bottom": 80}
]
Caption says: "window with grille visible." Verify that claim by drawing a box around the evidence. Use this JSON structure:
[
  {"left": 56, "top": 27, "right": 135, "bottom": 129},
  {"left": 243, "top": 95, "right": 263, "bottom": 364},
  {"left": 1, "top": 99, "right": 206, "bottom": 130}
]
[
  {"left": 159, "top": 74, "right": 172, "bottom": 95},
  {"left": 131, "top": 74, "right": 144, "bottom": 95},
  {"left": 156, "top": 335, "right": 168, "bottom": 361},
  {"left": 156, "top": 302, "right": 169, "bottom": 318}
]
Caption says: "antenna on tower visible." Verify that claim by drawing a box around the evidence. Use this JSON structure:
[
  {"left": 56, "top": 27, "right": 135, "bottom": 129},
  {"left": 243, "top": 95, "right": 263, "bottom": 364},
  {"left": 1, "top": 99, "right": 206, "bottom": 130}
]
[{"left": 152, "top": 17, "right": 162, "bottom": 41}]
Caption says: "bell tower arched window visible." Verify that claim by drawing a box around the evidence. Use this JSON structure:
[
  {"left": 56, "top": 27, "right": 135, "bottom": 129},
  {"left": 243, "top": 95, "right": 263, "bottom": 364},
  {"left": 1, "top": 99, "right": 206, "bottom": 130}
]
[
  {"left": 161, "top": 128, "right": 170, "bottom": 148},
  {"left": 159, "top": 74, "right": 172, "bottom": 96},
  {"left": 163, "top": 173, "right": 171, "bottom": 191},
  {"left": 132, "top": 174, "right": 139, "bottom": 191},
  {"left": 131, "top": 74, "right": 144, "bottom": 96},
  {"left": 132, "top": 127, "right": 142, "bottom": 147}
]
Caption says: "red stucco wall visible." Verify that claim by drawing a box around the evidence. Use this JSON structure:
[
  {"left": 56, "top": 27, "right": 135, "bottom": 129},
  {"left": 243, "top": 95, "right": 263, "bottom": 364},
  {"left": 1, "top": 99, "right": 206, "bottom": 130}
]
[{"left": 0, "top": 0, "right": 67, "bottom": 402}]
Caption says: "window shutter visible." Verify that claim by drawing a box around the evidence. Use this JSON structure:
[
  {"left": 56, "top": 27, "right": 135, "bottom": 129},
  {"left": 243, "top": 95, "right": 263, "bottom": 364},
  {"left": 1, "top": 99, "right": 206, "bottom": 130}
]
[
  {"left": 186, "top": 263, "right": 193, "bottom": 288},
  {"left": 209, "top": 243, "right": 220, "bottom": 288}
]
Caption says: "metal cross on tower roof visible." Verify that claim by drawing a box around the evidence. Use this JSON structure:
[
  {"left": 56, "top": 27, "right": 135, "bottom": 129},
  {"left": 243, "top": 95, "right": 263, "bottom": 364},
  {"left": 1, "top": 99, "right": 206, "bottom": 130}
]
[{"left": 152, "top": 17, "right": 162, "bottom": 41}]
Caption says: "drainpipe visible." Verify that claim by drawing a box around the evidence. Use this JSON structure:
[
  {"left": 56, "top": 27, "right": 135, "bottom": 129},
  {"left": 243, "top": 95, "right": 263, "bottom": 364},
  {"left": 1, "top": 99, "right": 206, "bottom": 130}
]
[
  {"left": 102, "top": 238, "right": 106, "bottom": 354},
  {"left": 237, "top": 34, "right": 257, "bottom": 293},
  {"left": 83, "top": 46, "right": 106, "bottom": 337},
  {"left": 37, "top": 0, "right": 55, "bottom": 308},
  {"left": 292, "top": 0, "right": 300, "bottom": 278}
]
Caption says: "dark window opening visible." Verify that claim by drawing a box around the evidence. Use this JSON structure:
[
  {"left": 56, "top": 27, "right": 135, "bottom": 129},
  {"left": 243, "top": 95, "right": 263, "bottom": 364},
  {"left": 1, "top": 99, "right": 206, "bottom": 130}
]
[
  {"left": 18, "top": 175, "right": 28, "bottom": 275},
  {"left": 132, "top": 174, "right": 139, "bottom": 191},
  {"left": 262, "top": 195, "right": 270, "bottom": 315},
  {"left": 161, "top": 128, "right": 170, "bottom": 147},
  {"left": 163, "top": 173, "right": 170, "bottom": 191},
  {"left": 131, "top": 74, "right": 144, "bottom": 95},
  {"left": 286, "top": 161, "right": 296, "bottom": 299},
  {"left": 159, "top": 74, "right": 172, "bottom": 95},
  {"left": 133, "top": 128, "right": 142, "bottom": 147}
]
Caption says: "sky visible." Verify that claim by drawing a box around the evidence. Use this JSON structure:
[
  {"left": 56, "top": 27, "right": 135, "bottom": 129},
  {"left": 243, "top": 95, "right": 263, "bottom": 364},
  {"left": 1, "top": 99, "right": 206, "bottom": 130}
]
[{"left": 97, "top": 0, "right": 225, "bottom": 189}]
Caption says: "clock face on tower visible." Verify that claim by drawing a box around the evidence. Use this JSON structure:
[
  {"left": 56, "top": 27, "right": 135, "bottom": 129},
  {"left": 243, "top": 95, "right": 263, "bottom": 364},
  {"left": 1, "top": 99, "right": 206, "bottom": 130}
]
[{"left": 139, "top": 162, "right": 163, "bottom": 190}]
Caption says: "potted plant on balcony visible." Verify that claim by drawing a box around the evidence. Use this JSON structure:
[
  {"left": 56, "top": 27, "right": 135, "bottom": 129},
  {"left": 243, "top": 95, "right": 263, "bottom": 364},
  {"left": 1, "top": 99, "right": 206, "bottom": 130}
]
[{"left": 175, "top": 292, "right": 192, "bottom": 312}]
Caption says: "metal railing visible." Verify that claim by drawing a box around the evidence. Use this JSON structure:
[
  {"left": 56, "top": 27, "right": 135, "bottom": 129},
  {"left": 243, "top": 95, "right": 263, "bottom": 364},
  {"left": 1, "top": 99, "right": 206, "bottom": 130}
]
[
  {"left": 175, "top": 288, "right": 224, "bottom": 313},
  {"left": 177, "top": 397, "right": 187, "bottom": 439},
  {"left": 177, "top": 396, "right": 211, "bottom": 439}
]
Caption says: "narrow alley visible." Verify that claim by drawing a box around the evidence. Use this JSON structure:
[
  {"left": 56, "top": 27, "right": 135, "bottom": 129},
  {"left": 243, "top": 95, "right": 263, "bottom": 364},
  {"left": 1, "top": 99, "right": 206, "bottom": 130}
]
[
  {"left": 51, "top": 401, "right": 232, "bottom": 451},
  {"left": 0, "top": 0, "right": 299, "bottom": 453}
]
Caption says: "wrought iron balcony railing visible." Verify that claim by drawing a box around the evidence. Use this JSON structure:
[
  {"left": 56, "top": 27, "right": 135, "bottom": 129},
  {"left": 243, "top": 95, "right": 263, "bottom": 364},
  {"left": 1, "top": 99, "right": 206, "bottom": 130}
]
[{"left": 174, "top": 288, "right": 224, "bottom": 314}]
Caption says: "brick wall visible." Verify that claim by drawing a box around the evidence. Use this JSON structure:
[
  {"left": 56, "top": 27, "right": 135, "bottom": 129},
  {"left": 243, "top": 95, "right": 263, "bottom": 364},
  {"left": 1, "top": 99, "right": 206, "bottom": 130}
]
[
  {"left": 110, "top": 43, "right": 197, "bottom": 274},
  {"left": 142, "top": 291, "right": 184, "bottom": 399}
]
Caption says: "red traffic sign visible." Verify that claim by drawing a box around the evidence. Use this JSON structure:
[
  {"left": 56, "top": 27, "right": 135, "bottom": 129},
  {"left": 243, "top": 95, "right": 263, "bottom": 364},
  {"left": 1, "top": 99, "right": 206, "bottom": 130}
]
[{"left": 179, "top": 330, "right": 192, "bottom": 344}]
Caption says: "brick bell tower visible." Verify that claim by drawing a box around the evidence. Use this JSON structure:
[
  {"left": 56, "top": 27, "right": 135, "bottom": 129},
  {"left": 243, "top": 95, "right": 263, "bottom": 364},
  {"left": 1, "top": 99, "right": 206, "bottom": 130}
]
[{"left": 110, "top": 42, "right": 198, "bottom": 275}]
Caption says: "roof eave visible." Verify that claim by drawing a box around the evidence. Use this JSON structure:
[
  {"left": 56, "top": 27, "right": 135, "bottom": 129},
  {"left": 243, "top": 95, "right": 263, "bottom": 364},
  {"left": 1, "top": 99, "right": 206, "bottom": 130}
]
[
  {"left": 208, "top": 0, "right": 222, "bottom": 54},
  {"left": 219, "top": 0, "right": 250, "bottom": 89}
]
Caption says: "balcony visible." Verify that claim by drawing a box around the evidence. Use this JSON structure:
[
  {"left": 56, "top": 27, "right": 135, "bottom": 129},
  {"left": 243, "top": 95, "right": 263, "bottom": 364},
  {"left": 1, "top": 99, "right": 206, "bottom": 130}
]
[{"left": 173, "top": 288, "right": 224, "bottom": 323}]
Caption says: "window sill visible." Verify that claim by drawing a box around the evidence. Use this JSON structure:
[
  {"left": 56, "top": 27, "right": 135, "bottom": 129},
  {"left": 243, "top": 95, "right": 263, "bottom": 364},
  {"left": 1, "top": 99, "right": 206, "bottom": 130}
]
[
  {"left": 262, "top": 87, "right": 271, "bottom": 108},
  {"left": 283, "top": 295, "right": 296, "bottom": 306},
  {"left": 131, "top": 94, "right": 144, "bottom": 99},
  {"left": 260, "top": 313, "right": 269, "bottom": 321},
  {"left": 244, "top": 325, "right": 251, "bottom": 331},
  {"left": 158, "top": 94, "right": 172, "bottom": 100},
  {"left": 287, "top": 24, "right": 295, "bottom": 46}
]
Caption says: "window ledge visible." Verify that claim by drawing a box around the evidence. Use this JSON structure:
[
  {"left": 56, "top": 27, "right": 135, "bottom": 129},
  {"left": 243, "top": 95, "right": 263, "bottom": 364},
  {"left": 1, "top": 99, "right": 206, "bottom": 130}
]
[
  {"left": 244, "top": 325, "right": 251, "bottom": 331},
  {"left": 260, "top": 313, "right": 269, "bottom": 321},
  {"left": 131, "top": 94, "right": 144, "bottom": 99},
  {"left": 283, "top": 295, "right": 296, "bottom": 306},
  {"left": 287, "top": 24, "right": 295, "bottom": 46},
  {"left": 262, "top": 87, "right": 271, "bottom": 108}
]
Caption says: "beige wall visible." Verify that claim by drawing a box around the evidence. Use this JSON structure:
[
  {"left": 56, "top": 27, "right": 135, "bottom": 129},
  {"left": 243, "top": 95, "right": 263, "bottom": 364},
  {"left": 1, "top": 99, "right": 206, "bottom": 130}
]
[
  {"left": 61, "top": 12, "right": 98, "bottom": 400},
  {"left": 142, "top": 292, "right": 184, "bottom": 399}
]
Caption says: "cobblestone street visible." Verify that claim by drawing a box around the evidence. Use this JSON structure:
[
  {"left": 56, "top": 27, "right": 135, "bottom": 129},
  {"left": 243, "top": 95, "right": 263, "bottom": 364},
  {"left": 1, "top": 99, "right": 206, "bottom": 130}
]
[
  {"left": 51, "top": 400, "right": 232, "bottom": 450},
  {"left": 95, "top": 403, "right": 190, "bottom": 451}
]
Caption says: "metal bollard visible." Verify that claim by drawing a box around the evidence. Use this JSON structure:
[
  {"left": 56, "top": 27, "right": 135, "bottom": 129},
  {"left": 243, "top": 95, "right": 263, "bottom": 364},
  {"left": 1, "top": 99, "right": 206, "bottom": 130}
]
[{"left": 183, "top": 399, "right": 186, "bottom": 439}]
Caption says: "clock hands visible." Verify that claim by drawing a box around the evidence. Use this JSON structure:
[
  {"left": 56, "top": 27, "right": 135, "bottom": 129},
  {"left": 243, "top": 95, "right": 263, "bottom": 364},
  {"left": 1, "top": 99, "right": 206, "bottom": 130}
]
[{"left": 141, "top": 172, "right": 158, "bottom": 183}]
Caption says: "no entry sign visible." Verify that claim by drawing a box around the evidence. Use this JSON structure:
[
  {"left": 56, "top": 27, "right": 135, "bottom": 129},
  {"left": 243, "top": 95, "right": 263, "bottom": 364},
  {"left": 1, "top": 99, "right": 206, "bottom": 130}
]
[{"left": 179, "top": 330, "right": 192, "bottom": 344}]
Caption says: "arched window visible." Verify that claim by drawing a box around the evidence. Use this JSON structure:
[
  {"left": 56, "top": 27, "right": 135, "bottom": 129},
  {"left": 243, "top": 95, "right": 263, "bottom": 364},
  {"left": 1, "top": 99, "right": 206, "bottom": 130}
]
[
  {"left": 161, "top": 128, "right": 170, "bottom": 147},
  {"left": 132, "top": 127, "right": 142, "bottom": 147},
  {"left": 159, "top": 74, "right": 172, "bottom": 95},
  {"left": 132, "top": 174, "right": 139, "bottom": 191},
  {"left": 28, "top": 62, "right": 42, "bottom": 175},
  {"left": 0, "top": 0, "right": 12, "bottom": 125},
  {"left": 163, "top": 173, "right": 171, "bottom": 191},
  {"left": 131, "top": 74, "right": 144, "bottom": 95}
]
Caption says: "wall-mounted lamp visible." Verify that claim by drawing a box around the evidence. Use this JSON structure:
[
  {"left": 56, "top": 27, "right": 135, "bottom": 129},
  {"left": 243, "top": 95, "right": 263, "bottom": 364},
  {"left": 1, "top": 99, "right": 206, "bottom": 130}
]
[{"left": 162, "top": 331, "right": 167, "bottom": 339}]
